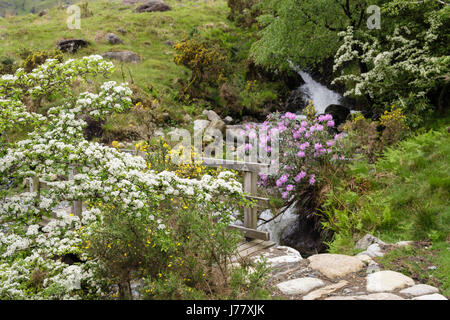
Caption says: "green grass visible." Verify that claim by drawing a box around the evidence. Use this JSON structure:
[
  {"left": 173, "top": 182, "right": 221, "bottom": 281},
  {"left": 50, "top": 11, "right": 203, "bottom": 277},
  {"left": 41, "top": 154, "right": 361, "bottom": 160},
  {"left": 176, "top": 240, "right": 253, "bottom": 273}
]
[
  {"left": 322, "top": 122, "right": 450, "bottom": 294},
  {"left": 323, "top": 122, "right": 450, "bottom": 251},
  {"left": 375, "top": 241, "right": 450, "bottom": 298}
]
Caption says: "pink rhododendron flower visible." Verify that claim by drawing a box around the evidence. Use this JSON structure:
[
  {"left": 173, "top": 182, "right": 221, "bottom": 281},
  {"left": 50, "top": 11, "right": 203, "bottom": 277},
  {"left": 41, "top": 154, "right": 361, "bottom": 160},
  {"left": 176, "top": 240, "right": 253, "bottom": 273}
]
[
  {"left": 297, "top": 151, "right": 305, "bottom": 157},
  {"left": 327, "top": 120, "right": 335, "bottom": 127},
  {"left": 309, "top": 174, "right": 316, "bottom": 185},
  {"left": 299, "top": 142, "right": 310, "bottom": 150},
  {"left": 294, "top": 171, "right": 306, "bottom": 182},
  {"left": 286, "top": 184, "right": 294, "bottom": 191}
]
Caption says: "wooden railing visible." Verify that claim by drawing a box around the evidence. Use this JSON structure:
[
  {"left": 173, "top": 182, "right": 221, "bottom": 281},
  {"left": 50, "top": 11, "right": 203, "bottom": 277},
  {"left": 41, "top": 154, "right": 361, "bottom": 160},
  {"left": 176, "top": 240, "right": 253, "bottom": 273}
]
[
  {"left": 26, "top": 152, "right": 272, "bottom": 241},
  {"left": 201, "top": 158, "right": 271, "bottom": 241}
]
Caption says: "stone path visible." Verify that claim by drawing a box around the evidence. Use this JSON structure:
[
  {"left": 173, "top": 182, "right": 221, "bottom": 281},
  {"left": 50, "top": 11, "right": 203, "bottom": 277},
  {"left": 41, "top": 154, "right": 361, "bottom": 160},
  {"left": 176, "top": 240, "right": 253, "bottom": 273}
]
[{"left": 245, "top": 236, "right": 448, "bottom": 300}]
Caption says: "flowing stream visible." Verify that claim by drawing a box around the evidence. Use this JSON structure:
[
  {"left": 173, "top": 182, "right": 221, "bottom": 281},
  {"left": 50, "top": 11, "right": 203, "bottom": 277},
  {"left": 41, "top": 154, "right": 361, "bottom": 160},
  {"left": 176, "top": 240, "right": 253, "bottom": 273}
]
[{"left": 297, "top": 70, "right": 343, "bottom": 114}]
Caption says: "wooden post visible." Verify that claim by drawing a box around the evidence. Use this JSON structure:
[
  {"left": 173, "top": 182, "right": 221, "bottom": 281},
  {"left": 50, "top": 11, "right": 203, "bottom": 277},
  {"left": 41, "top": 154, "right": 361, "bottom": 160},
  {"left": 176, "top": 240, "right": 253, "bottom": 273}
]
[
  {"left": 30, "top": 176, "right": 40, "bottom": 200},
  {"left": 243, "top": 171, "right": 258, "bottom": 230},
  {"left": 69, "top": 167, "right": 82, "bottom": 216}
]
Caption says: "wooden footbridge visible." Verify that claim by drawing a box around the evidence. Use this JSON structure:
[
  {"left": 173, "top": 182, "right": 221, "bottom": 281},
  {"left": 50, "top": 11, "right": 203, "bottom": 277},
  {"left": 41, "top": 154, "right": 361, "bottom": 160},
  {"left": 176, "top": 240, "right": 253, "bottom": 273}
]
[
  {"left": 201, "top": 158, "right": 277, "bottom": 262},
  {"left": 27, "top": 155, "right": 277, "bottom": 261}
]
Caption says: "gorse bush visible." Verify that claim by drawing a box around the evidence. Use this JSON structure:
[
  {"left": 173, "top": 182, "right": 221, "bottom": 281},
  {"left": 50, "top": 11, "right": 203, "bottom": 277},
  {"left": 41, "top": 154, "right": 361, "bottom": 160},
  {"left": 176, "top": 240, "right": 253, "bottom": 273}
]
[
  {"left": 21, "top": 49, "right": 64, "bottom": 73},
  {"left": 340, "top": 106, "right": 409, "bottom": 163},
  {"left": 174, "top": 39, "right": 227, "bottom": 95}
]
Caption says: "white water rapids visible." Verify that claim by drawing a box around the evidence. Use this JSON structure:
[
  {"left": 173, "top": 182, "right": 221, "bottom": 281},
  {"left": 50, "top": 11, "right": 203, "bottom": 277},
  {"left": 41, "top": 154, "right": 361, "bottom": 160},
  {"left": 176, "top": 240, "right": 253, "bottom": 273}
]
[{"left": 297, "top": 70, "right": 342, "bottom": 114}]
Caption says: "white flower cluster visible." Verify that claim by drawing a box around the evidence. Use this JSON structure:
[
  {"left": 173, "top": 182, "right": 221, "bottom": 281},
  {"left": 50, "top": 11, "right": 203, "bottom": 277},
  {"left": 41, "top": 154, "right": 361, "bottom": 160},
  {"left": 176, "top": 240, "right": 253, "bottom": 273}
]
[{"left": 332, "top": 18, "right": 448, "bottom": 106}]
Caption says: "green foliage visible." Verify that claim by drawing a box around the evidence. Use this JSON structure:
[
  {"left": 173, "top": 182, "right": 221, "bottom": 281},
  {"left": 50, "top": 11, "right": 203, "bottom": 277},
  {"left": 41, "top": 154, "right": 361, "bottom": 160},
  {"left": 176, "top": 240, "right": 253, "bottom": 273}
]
[
  {"left": 21, "top": 48, "right": 63, "bottom": 72},
  {"left": 226, "top": 0, "right": 261, "bottom": 27},
  {"left": 0, "top": 56, "right": 17, "bottom": 75},
  {"left": 340, "top": 107, "right": 409, "bottom": 163},
  {"left": 87, "top": 200, "right": 269, "bottom": 300},
  {"left": 322, "top": 126, "right": 450, "bottom": 254},
  {"left": 250, "top": 0, "right": 370, "bottom": 70}
]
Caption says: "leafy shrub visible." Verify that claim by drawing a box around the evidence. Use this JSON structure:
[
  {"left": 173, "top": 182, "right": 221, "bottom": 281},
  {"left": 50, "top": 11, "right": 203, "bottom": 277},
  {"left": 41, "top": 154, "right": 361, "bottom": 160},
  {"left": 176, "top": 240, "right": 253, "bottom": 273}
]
[
  {"left": 0, "top": 56, "right": 17, "bottom": 75},
  {"left": 340, "top": 106, "right": 409, "bottom": 163},
  {"left": 22, "top": 49, "right": 64, "bottom": 73},
  {"left": 333, "top": 15, "right": 450, "bottom": 127},
  {"left": 321, "top": 127, "right": 450, "bottom": 253},
  {"left": 174, "top": 39, "right": 227, "bottom": 96},
  {"left": 227, "top": 0, "right": 261, "bottom": 27}
]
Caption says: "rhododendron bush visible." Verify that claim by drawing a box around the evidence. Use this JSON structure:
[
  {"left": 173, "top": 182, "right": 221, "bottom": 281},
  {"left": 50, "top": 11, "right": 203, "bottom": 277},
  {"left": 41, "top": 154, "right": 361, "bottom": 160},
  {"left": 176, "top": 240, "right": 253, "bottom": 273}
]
[
  {"left": 244, "top": 112, "right": 346, "bottom": 201},
  {"left": 0, "top": 56, "right": 247, "bottom": 299}
]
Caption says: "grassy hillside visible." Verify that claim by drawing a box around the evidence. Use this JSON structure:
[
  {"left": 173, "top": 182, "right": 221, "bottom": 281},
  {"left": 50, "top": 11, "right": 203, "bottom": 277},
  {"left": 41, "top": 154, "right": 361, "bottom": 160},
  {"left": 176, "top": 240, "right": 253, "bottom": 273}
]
[{"left": 0, "top": 0, "right": 252, "bottom": 140}]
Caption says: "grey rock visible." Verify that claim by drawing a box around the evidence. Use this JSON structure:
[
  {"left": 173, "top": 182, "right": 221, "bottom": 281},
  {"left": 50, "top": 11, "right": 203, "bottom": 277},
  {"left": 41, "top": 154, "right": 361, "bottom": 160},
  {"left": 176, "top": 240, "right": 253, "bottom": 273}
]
[
  {"left": 202, "top": 110, "right": 221, "bottom": 122},
  {"left": 412, "top": 293, "right": 447, "bottom": 300},
  {"left": 303, "top": 280, "right": 348, "bottom": 300},
  {"left": 357, "top": 293, "right": 405, "bottom": 300},
  {"left": 276, "top": 277, "right": 325, "bottom": 296},
  {"left": 193, "top": 119, "right": 210, "bottom": 132},
  {"left": 102, "top": 51, "right": 141, "bottom": 63},
  {"left": 400, "top": 284, "right": 439, "bottom": 297},
  {"left": 57, "top": 39, "right": 88, "bottom": 53},
  {"left": 366, "top": 271, "right": 415, "bottom": 292},
  {"left": 308, "top": 254, "right": 364, "bottom": 279},
  {"left": 105, "top": 33, "right": 124, "bottom": 45},
  {"left": 164, "top": 40, "right": 174, "bottom": 46},
  {"left": 207, "top": 119, "right": 226, "bottom": 134},
  {"left": 253, "top": 245, "right": 303, "bottom": 267},
  {"left": 355, "top": 234, "right": 386, "bottom": 250},
  {"left": 223, "top": 116, "right": 233, "bottom": 124},
  {"left": 365, "top": 243, "right": 385, "bottom": 258},
  {"left": 366, "top": 261, "right": 381, "bottom": 274},
  {"left": 136, "top": 1, "right": 172, "bottom": 13}
]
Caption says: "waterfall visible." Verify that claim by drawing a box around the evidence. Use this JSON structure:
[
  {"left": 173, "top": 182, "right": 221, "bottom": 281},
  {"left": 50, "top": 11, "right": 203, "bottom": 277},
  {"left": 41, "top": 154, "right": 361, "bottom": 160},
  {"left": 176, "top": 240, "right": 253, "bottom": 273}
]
[
  {"left": 297, "top": 70, "right": 342, "bottom": 114},
  {"left": 257, "top": 202, "right": 298, "bottom": 244}
]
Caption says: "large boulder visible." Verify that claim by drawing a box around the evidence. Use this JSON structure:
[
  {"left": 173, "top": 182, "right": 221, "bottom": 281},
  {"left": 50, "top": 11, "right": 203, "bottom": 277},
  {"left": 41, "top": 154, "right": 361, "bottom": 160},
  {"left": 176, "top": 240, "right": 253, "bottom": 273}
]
[
  {"left": 366, "top": 270, "right": 415, "bottom": 292},
  {"left": 136, "top": 1, "right": 172, "bottom": 13},
  {"left": 324, "top": 104, "right": 350, "bottom": 127},
  {"left": 57, "top": 39, "right": 88, "bottom": 53},
  {"left": 102, "top": 51, "right": 141, "bottom": 63},
  {"left": 307, "top": 254, "right": 364, "bottom": 279}
]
